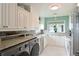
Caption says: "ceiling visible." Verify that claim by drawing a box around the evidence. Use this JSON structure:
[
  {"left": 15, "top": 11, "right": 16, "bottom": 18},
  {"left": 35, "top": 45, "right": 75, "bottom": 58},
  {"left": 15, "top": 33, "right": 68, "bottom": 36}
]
[{"left": 25, "top": 3, "right": 77, "bottom": 17}]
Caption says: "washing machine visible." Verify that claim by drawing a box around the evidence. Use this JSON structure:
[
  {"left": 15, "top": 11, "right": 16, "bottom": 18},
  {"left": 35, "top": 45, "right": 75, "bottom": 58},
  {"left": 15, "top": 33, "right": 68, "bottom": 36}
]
[
  {"left": 0, "top": 41, "right": 30, "bottom": 56},
  {"left": 16, "top": 42, "right": 30, "bottom": 56},
  {"left": 29, "top": 37, "right": 40, "bottom": 56}
]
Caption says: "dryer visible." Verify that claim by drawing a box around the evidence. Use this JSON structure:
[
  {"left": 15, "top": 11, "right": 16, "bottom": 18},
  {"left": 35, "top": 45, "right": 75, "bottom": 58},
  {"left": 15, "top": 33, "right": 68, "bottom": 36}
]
[{"left": 29, "top": 37, "right": 39, "bottom": 56}]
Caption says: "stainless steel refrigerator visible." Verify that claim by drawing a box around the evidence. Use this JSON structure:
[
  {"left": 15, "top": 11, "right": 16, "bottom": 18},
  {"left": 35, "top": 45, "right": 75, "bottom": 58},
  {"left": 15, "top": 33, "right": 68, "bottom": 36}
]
[{"left": 72, "top": 7, "right": 79, "bottom": 56}]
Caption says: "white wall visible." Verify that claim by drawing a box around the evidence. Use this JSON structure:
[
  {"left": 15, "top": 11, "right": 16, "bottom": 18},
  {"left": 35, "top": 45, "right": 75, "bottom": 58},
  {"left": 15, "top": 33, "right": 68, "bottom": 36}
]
[
  {"left": 69, "top": 16, "right": 73, "bottom": 30},
  {"left": 39, "top": 17, "right": 45, "bottom": 30}
]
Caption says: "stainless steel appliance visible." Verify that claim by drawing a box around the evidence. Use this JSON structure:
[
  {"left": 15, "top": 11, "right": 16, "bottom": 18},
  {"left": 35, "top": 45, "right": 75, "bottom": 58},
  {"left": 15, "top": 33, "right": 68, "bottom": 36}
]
[
  {"left": 29, "top": 37, "right": 39, "bottom": 56},
  {"left": 0, "top": 40, "right": 30, "bottom": 56},
  {"left": 72, "top": 7, "right": 79, "bottom": 56}
]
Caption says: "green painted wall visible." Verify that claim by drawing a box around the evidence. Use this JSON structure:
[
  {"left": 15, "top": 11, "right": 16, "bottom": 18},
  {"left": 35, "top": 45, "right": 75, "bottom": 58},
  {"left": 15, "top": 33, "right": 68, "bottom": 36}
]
[{"left": 44, "top": 16, "right": 69, "bottom": 32}]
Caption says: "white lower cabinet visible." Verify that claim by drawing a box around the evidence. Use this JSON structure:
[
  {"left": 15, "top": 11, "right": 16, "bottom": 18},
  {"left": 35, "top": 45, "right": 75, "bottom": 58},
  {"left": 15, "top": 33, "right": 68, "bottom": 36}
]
[
  {"left": 44, "top": 35, "right": 48, "bottom": 48},
  {"left": 65, "top": 37, "right": 71, "bottom": 56}
]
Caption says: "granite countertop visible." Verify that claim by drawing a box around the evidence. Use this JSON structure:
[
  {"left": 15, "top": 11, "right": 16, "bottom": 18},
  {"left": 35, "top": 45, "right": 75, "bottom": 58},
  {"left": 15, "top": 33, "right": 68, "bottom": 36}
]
[
  {"left": 35, "top": 33, "right": 45, "bottom": 38},
  {"left": 0, "top": 35, "right": 35, "bottom": 51}
]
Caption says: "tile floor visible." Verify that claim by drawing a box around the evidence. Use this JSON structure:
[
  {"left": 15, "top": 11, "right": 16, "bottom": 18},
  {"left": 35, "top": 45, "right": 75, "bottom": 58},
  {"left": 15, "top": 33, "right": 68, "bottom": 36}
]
[{"left": 40, "top": 35, "right": 67, "bottom": 56}]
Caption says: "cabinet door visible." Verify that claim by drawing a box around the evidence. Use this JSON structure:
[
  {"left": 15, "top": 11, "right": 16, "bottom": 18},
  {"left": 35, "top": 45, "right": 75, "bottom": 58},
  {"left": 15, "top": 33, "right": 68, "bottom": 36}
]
[
  {"left": 29, "top": 12, "right": 34, "bottom": 28},
  {"left": 34, "top": 15, "right": 39, "bottom": 28},
  {"left": 2, "top": 4, "right": 8, "bottom": 28},
  {"left": 2, "top": 3, "right": 18, "bottom": 29},
  {"left": 17, "top": 7, "right": 25, "bottom": 29},
  {"left": 29, "top": 12, "right": 39, "bottom": 29},
  {"left": 0, "top": 4, "right": 2, "bottom": 29},
  {"left": 8, "top": 4, "right": 18, "bottom": 28},
  {"left": 18, "top": 6, "right": 30, "bottom": 29},
  {"left": 39, "top": 36, "right": 44, "bottom": 53},
  {"left": 27, "top": 11, "right": 30, "bottom": 29},
  {"left": 24, "top": 10, "right": 30, "bottom": 29},
  {"left": 23, "top": 9, "right": 27, "bottom": 29}
]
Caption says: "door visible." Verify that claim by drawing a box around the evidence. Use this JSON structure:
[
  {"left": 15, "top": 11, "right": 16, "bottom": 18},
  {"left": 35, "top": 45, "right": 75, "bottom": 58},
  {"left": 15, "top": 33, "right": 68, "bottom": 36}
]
[{"left": 30, "top": 43, "right": 39, "bottom": 56}]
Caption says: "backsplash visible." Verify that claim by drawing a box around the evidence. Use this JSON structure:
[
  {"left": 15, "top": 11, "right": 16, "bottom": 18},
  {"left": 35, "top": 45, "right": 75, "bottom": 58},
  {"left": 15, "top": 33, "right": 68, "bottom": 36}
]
[
  {"left": 0, "top": 29, "right": 40, "bottom": 41},
  {"left": 0, "top": 31, "right": 27, "bottom": 41}
]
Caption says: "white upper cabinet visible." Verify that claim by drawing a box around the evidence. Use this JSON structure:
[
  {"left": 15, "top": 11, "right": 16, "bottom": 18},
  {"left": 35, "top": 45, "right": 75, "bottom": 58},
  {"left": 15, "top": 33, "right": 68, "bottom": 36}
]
[
  {"left": 17, "top": 6, "right": 23, "bottom": 29},
  {"left": 24, "top": 10, "right": 30, "bottom": 29},
  {"left": 17, "top": 6, "right": 26, "bottom": 29},
  {"left": 7, "top": 4, "right": 18, "bottom": 28},
  {"left": 0, "top": 3, "right": 40, "bottom": 31},
  {"left": 0, "top": 3, "right": 31, "bottom": 31},
  {"left": 17, "top": 6, "right": 30, "bottom": 29},
  {"left": 30, "top": 6, "right": 39, "bottom": 29},
  {"left": 31, "top": 13, "right": 39, "bottom": 29},
  {"left": 2, "top": 4, "right": 7, "bottom": 28},
  {"left": 1, "top": 3, "right": 18, "bottom": 29},
  {"left": 0, "top": 4, "right": 2, "bottom": 29}
]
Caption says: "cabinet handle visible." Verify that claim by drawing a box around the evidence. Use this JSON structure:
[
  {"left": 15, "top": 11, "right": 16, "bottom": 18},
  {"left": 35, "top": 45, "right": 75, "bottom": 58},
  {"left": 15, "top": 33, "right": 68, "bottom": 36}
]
[
  {"left": 24, "top": 27, "right": 26, "bottom": 28},
  {"left": 19, "top": 47, "right": 22, "bottom": 51},
  {"left": 34, "top": 40, "right": 36, "bottom": 42},
  {"left": 3, "top": 26, "right": 8, "bottom": 28},
  {"left": 25, "top": 44, "right": 27, "bottom": 48}
]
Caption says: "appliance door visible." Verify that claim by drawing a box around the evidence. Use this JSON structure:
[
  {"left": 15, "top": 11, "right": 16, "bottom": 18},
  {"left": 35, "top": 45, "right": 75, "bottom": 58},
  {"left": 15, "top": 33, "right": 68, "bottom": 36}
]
[
  {"left": 29, "top": 39, "right": 36, "bottom": 52},
  {"left": 29, "top": 38, "right": 39, "bottom": 52},
  {"left": 30, "top": 43, "right": 39, "bottom": 56}
]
